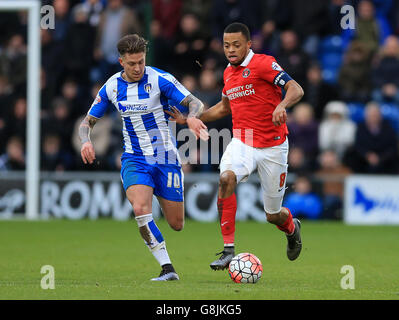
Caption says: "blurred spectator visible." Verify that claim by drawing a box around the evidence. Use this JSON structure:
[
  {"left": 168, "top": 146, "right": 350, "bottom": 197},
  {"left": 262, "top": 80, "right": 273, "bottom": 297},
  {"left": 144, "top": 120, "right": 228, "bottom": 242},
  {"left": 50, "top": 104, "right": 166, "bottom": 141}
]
[
  {"left": 303, "top": 63, "right": 339, "bottom": 120},
  {"left": 182, "top": 0, "right": 213, "bottom": 37},
  {"left": 41, "top": 134, "right": 73, "bottom": 171},
  {"left": 316, "top": 150, "right": 352, "bottom": 219},
  {"left": 0, "top": 34, "right": 27, "bottom": 96},
  {"left": 64, "top": 4, "right": 96, "bottom": 85},
  {"left": 173, "top": 13, "right": 209, "bottom": 77},
  {"left": 0, "top": 136, "right": 25, "bottom": 171},
  {"left": 41, "top": 29, "right": 64, "bottom": 100},
  {"left": 287, "top": 102, "right": 319, "bottom": 161},
  {"left": 276, "top": 30, "right": 310, "bottom": 87},
  {"left": 150, "top": 20, "right": 173, "bottom": 71},
  {"left": 194, "top": 70, "right": 220, "bottom": 109},
  {"left": 352, "top": 102, "right": 398, "bottom": 173},
  {"left": 152, "top": 0, "right": 183, "bottom": 40},
  {"left": 342, "top": 0, "right": 392, "bottom": 54},
  {"left": 52, "top": 0, "right": 72, "bottom": 43},
  {"left": 93, "top": 0, "right": 141, "bottom": 81},
  {"left": 318, "top": 101, "right": 356, "bottom": 160},
  {"left": 78, "top": 0, "right": 104, "bottom": 28},
  {"left": 4, "top": 97, "right": 27, "bottom": 143},
  {"left": 60, "top": 78, "right": 85, "bottom": 120},
  {"left": 288, "top": 147, "right": 312, "bottom": 174},
  {"left": 42, "top": 97, "right": 75, "bottom": 153},
  {"left": 371, "top": 35, "right": 399, "bottom": 104},
  {"left": 284, "top": 174, "right": 323, "bottom": 220},
  {"left": 338, "top": 41, "right": 372, "bottom": 102},
  {"left": 211, "top": 0, "right": 261, "bottom": 39}
]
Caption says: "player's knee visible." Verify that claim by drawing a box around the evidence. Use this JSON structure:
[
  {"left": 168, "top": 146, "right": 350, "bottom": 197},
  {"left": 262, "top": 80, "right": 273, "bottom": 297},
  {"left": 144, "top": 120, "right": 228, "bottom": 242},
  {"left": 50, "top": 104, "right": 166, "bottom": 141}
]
[
  {"left": 170, "top": 218, "right": 184, "bottom": 231},
  {"left": 219, "top": 171, "right": 236, "bottom": 191},
  {"left": 132, "top": 204, "right": 151, "bottom": 216}
]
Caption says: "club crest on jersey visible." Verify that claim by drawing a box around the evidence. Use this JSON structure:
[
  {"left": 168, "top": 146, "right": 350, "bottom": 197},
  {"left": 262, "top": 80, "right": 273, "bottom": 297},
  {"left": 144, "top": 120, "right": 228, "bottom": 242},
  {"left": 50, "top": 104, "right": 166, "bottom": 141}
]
[
  {"left": 242, "top": 68, "right": 251, "bottom": 78},
  {"left": 144, "top": 83, "right": 152, "bottom": 93}
]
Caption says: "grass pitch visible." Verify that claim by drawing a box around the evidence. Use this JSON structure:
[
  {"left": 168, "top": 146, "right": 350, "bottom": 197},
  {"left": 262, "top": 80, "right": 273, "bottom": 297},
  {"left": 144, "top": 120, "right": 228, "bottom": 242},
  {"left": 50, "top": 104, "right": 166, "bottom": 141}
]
[{"left": 0, "top": 219, "right": 398, "bottom": 300}]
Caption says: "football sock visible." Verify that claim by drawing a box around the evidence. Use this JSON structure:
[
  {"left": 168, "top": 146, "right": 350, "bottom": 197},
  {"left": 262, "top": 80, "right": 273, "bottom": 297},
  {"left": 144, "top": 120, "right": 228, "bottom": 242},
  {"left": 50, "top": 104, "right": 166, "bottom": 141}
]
[
  {"left": 217, "top": 193, "right": 237, "bottom": 246},
  {"left": 276, "top": 208, "right": 295, "bottom": 235},
  {"left": 135, "top": 213, "right": 171, "bottom": 266}
]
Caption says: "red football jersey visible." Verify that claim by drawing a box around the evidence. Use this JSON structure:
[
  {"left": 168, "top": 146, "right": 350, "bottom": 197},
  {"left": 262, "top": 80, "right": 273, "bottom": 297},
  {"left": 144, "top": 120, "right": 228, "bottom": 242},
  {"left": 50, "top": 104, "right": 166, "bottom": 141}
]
[{"left": 222, "top": 50, "right": 289, "bottom": 148}]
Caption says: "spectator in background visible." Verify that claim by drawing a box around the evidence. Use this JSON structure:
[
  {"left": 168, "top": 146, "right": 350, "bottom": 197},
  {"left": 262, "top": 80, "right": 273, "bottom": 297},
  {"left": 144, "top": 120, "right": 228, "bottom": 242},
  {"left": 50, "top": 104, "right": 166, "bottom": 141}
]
[
  {"left": 342, "top": 0, "right": 391, "bottom": 54},
  {"left": 316, "top": 150, "right": 351, "bottom": 219},
  {"left": 93, "top": 0, "right": 141, "bottom": 81},
  {"left": 0, "top": 136, "right": 25, "bottom": 171},
  {"left": 60, "top": 78, "right": 84, "bottom": 120},
  {"left": 371, "top": 35, "right": 399, "bottom": 104},
  {"left": 288, "top": 147, "right": 312, "bottom": 174},
  {"left": 318, "top": 101, "right": 356, "bottom": 161},
  {"left": 276, "top": 30, "right": 310, "bottom": 87},
  {"left": 211, "top": 0, "right": 261, "bottom": 39},
  {"left": 42, "top": 97, "right": 74, "bottom": 154},
  {"left": 4, "top": 97, "right": 27, "bottom": 143},
  {"left": 352, "top": 102, "right": 398, "bottom": 173},
  {"left": 284, "top": 174, "right": 323, "bottom": 220},
  {"left": 338, "top": 40, "right": 372, "bottom": 102},
  {"left": 150, "top": 20, "right": 173, "bottom": 71},
  {"left": 64, "top": 4, "right": 96, "bottom": 85},
  {"left": 287, "top": 102, "right": 319, "bottom": 163},
  {"left": 52, "top": 0, "right": 71, "bottom": 43},
  {"left": 0, "top": 34, "right": 27, "bottom": 96},
  {"left": 152, "top": 0, "right": 182, "bottom": 40},
  {"left": 41, "top": 29, "right": 64, "bottom": 101},
  {"left": 194, "top": 70, "right": 221, "bottom": 109},
  {"left": 304, "top": 63, "right": 338, "bottom": 120},
  {"left": 173, "top": 13, "right": 209, "bottom": 77},
  {"left": 79, "top": 0, "right": 104, "bottom": 28},
  {"left": 41, "top": 134, "right": 73, "bottom": 171}
]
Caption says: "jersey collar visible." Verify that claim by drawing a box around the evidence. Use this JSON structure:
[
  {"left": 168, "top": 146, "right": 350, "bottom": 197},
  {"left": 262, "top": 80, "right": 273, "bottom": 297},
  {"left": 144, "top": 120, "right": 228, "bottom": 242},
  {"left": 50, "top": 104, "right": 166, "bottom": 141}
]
[
  {"left": 240, "top": 49, "right": 254, "bottom": 67},
  {"left": 227, "top": 49, "right": 254, "bottom": 68}
]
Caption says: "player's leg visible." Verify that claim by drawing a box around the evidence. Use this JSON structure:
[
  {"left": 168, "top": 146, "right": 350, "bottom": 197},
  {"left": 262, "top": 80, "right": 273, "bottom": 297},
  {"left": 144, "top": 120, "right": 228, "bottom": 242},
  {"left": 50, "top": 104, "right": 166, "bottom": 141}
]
[
  {"left": 121, "top": 157, "right": 178, "bottom": 281},
  {"left": 257, "top": 139, "right": 302, "bottom": 261},
  {"left": 156, "top": 197, "right": 184, "bottom": 231},
  {"left": 210, "top": 138, "right": 256, "bottom": 270},
  {"left": 126, "top": 185, "right": 179, "bottom": 281}
]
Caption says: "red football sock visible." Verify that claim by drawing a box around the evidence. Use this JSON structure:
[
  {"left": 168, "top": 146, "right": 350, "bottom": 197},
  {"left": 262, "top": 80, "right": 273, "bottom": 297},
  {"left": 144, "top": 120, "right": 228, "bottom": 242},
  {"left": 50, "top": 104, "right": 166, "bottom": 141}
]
[
  {"left": 276, "top": 208, "right": 295, "bottom": 235},
  {"left": 217, "top": 193, "right": 237, "bottom": 246}
]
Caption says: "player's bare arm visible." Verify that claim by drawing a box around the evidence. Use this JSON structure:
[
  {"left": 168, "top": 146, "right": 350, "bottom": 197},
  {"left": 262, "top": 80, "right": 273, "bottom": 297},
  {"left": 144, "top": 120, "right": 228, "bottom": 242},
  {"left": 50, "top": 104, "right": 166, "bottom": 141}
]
[
  {"left": 272, "top": 80, "right": 304, "bottom": 126},
  {"left": 180, "top": 94, "right": 209, "bottom": 140},
  {"left": 200, "top": 96, "right": 231, "bottom": 123},
  {"left": 79, "top": 115, "right": 97, "bottom": 164},
  {"left": 166, "top": 96, "right": 231, "bottom": 124}
]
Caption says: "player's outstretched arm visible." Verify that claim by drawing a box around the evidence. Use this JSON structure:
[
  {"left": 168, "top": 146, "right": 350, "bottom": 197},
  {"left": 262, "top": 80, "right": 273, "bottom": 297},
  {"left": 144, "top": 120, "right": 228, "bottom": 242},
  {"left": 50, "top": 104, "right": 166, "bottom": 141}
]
[
  {"left": 180, "top": 94, "right": 209, "bottom": 140},
  {"left": 79, "top": 115, "right": 97, "bottom": 164},
  {"left": 199, "top": 96, "right": 231, "bottom": 123},
  {"left": 272, "top": 80, "right": 304, "bottom": 126}
]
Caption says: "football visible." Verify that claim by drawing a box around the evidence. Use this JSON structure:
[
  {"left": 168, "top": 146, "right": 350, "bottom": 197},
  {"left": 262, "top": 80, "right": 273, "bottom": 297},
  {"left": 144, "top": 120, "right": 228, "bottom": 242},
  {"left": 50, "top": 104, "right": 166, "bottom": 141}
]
[{"left": 228, "top": 253, "right": 263, "bottom": 284}]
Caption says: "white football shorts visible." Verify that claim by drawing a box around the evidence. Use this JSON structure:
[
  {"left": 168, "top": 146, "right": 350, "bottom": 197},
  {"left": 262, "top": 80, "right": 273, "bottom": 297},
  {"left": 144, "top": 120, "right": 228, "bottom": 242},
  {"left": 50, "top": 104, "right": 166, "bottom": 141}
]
[{"left": 219, "top": 137, "right": 289, "bottom": 214}]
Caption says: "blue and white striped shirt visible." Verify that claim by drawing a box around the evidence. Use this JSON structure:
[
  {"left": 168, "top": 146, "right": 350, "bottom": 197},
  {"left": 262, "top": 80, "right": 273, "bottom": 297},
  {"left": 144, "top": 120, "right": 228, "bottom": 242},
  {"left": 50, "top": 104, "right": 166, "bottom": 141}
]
[{"left": 88, "top": 67, "right": 190, "bottom": 165}]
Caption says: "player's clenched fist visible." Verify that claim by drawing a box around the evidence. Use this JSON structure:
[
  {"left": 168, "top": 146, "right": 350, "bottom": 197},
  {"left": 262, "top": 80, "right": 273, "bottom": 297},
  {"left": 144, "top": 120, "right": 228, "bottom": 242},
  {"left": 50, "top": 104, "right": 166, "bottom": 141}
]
[
  {"left": 81, "top": 141, "right": 96, "bottom": 164},
  {"left": 272, "top": 104, "right": 287, "bottom": 126}
]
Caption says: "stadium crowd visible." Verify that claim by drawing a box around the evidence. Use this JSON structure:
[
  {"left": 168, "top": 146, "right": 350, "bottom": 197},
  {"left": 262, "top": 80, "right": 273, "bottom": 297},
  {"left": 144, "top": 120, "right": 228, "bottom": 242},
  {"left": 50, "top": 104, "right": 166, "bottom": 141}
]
[{"left": 1, "top": 0, "right": 399, "bottom": 219}]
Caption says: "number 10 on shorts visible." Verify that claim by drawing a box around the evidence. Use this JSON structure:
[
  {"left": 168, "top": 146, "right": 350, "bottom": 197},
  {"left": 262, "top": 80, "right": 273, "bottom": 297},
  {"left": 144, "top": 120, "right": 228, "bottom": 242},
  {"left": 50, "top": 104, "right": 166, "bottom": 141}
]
[{"left": 167, "top": 172, "right": 180, "bottom": 188}]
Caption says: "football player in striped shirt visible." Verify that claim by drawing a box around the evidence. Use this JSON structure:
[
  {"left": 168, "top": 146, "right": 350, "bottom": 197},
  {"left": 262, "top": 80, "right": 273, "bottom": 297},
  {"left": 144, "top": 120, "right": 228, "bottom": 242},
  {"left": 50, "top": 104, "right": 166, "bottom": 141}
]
[{"left": 79, "top": 34, "right": 208, "bottom": 281}]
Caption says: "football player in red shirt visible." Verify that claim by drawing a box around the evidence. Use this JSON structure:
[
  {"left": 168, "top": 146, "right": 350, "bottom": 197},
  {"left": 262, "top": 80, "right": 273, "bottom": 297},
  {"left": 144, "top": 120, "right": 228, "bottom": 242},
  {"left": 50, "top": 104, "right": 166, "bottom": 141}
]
[{"left": 167, "top": 22, "right": 304, "bottom": 270}]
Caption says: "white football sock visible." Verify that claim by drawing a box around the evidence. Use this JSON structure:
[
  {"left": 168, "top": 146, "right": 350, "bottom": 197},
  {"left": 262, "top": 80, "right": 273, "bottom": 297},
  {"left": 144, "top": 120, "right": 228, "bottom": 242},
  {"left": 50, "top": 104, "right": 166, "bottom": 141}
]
[{"left": 135, "top": 214, "right": 171, "bottom": 266}]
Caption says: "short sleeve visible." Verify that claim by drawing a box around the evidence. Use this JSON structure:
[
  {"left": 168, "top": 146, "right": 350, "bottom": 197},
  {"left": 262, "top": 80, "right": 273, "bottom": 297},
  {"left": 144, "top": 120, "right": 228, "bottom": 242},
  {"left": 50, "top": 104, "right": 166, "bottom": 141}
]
[
  {"left": 260, "top": 56, "right": 293, "bottom": 89},
  {"left": 158, "top": 73, "right": 191, "bottom": 104},
  {"left": 88, "top": 84, "right": 110, "bottom": 118}
]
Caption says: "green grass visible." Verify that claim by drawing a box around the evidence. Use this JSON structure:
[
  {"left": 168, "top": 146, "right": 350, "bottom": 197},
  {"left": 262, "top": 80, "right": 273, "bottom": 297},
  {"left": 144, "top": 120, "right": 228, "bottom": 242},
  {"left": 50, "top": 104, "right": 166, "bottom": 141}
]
[{"left": 0, "top": 219, "right": 398, "bottom": 300}]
